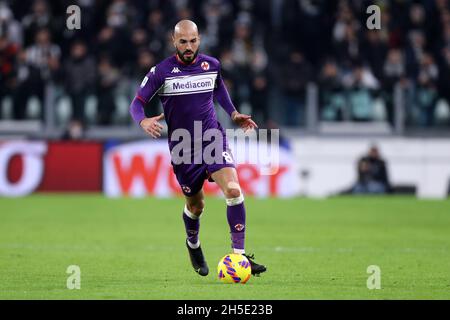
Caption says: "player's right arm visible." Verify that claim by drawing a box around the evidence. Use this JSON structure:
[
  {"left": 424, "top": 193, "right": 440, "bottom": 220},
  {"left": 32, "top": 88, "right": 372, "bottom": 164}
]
[{"left": 129, "top": 66, "right": 165, "bottom": 138}]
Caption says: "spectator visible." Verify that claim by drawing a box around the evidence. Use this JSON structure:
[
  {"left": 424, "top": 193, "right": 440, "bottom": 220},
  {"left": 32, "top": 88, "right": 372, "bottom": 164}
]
[
  {"left": 408, "top": 4, "right": 428, "bottom": 35},
  {"left": 362, "top": 30, "right": 388, "bottom": 82},
  {"left": 1, "top": 0, "right": 450, "bottom": 130},
  {"left": 97, "top": 26, "right": 131, "bottom": 69},
  {"left": 318, "top": 58, "right": 345, "bottom": 121},
  {"left": 278, "top": 49, "right": 313, "bottom": 126},
  {"left": 62, "top": 119, "right": 84, "bottom": 140},
  {"left": 405, "top": 30, "right": 426, "bottom": 80},
  {"left": 415, "top": 53, "right": 439, "bottom": 127},
  {"left": 249, "top": 49, "right": 270, "bottom": 127},
  {"left": 230, "top": 14, "right": 253, "bottom": 67},
  {"left": 96, "top": 55, "right": 119, "bottom": 125},
  {"left": 0, "top": 33, "right": 19, "bottom": 118},
  {"left": 438, "top": 46, "right": 450, "bottom": 113},
  {"left": 228, "top": 15, "right": 254, "bottom": 109},
  {"left": 333, "top": 0, "right": 356, "bottom": 44},
  {"left": 146, "top": 9, "right": 168, "bottom": 59},
  {"left": 21, "top": 0, "right": 52, "bottom": 47},
  {"left": 437, "top": 22, "right": 450, "bottom": 108},
  {"left": 13, "top": 28, "right": 60, "bottom": 120},
  {"left": 130, "top": 28, "right": 148, "bottom": 61},
  {"left": 218, "top": 48, "right": 239, "bottom": 106},
  {"left": 342, "top": 62, "right": 380, "bottom": 121},
  {"left": 333, "top": 17, "right": 360, "bottom": 69},
  {"left": 0, "top": 3, "right": 23, "bottom": 46},
  {"left": 132, "top": 48, "right": 160, "bottom": 118},
  {"left": 352, "top": 145, "right": 391, "bottom": 194},
  {"left": 10, "top": 50, "right": 30, "bottom": 120},
  {"left": 199, "top": 0, "right": 233, "bottom": 55},
  {"left": 63, "top": 40, "right": 96, "bottom": 125},
  {"left": 382, "top": 49, "right": 407, "bottom": 125}
]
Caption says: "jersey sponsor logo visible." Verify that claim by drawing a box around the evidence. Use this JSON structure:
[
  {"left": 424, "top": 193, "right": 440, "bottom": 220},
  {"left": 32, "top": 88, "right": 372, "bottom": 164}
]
[
  {"left": 201, "top": 61, "right": 210, "bottom": 71},
  {"left": 173, "top": 79, "right": 212, "bottom": 90},
  {"left": 160, "top": 72, "right": 218, "bottom": 96},
  {"left": 171, "top": 67, "right": 181, "bottom": 73}
]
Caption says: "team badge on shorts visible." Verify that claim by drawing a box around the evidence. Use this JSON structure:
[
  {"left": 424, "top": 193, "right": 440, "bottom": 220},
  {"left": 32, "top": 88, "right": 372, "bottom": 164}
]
[
  {"left": 201, "top": 61, "right": 210, "bottom": 71},
  {"left": 234, "top": 224, "right": 245, "bottom": 232},
  {"left": 181, "top": 185, "right": 191, "bottom": 193}
]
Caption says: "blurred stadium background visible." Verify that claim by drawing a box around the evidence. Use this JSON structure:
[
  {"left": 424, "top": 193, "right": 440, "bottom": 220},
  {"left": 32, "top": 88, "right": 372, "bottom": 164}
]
[
  {"left": 1, "top": 0, "right": 449, "bottom": 198},
  {"left": 1, "top": 0, "right": 450, "bottom": 300}
]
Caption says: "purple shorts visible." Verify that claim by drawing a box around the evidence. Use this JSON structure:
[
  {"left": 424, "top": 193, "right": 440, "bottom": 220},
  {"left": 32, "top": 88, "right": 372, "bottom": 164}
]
[{"left": 172, "top": 150, "right": 235, "bottom": 197}]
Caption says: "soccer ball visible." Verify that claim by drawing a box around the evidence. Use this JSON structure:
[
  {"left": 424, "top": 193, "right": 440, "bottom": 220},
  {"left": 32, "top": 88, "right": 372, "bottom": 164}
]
[{"left": 217, "top": 253, "right": 251, "bottom": 284}]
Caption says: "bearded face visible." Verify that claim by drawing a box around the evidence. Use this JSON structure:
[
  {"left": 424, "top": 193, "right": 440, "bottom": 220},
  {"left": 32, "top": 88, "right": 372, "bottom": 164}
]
[{"left": 172, "top": 21, "right": 201, "bottom": 64}]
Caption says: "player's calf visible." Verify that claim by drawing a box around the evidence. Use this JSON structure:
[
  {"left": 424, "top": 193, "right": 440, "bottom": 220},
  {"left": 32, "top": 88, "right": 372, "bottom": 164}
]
[
  {"left": 183, "top": 204, "right": 202, "bottom": 249},
  {"left": 183, "top": 203, "right": 209, "bottom": 276},
  {"left": 224, "top": 185, "right": 267, "bottom": 275},
  {"left": 225, "top": 186, "right": 246, "bottom": 255}
]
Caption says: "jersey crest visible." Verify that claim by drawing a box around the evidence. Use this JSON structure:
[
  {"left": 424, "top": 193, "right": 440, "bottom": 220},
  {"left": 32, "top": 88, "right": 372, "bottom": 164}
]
[{"left": 201, "top": 61, "right": 210, "bottom": 71}]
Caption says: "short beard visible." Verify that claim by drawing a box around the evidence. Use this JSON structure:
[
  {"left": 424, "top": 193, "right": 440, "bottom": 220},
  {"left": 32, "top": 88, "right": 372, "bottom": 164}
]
[{"left": 176, "top": 48, "right": 199, "bottom": 64}]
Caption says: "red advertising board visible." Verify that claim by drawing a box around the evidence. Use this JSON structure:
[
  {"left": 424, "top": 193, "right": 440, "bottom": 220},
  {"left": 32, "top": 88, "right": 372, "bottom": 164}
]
[
  {"left": 39, "top": 142, "right": 103, "bottom": 192},
  {"left": 0, "top": 141, "right": 102, "bottom": 196},
  {"left": 103, "top": 140, "right": 299, "bottom": 198}
]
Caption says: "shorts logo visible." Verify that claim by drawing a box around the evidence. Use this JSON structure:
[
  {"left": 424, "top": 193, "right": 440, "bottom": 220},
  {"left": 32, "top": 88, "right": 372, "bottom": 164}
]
[
  {"left": 234, "top": 224, "right": 245, "bottom": 232},
  {"left": 201, "top": 61, "right": 210, "bottom": 71},
  {"left": 181, "top": 185, "right": 191, "bottom": 193}
]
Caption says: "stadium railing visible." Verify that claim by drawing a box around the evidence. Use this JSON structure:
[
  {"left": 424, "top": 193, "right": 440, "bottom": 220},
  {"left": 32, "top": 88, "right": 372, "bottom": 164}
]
[{"left": 1, "top": 81, "right": 450, "bottom": 140}]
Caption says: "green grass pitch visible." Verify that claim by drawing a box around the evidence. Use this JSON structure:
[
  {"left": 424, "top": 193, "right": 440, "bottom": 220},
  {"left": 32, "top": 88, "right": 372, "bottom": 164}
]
[{"left": 1, "top": 195, "right": 449, "bottom": 299}]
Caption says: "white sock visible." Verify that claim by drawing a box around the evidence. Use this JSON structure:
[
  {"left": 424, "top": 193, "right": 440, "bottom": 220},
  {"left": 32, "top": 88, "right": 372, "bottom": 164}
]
[
  {"left": 233, "top": 248, "right": 245, "bottom": 254},
  {"left": 184, "top": 205, "right": 201, "bottom": 220},
  {"left": 187, "top": 240, "right": 200, "bottom": 249}
]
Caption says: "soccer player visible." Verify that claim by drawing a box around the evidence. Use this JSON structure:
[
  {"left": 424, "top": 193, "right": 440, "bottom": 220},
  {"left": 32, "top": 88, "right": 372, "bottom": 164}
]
[{"left": 129, "top": 20, "right": 266, "bottom": 277}]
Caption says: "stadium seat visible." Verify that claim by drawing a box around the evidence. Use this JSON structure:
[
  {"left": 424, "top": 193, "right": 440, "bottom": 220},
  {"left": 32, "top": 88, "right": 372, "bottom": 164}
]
[
  {"left": 26, "top": 97, "right": 41, "bottom": 119},
  {"left": 435, "top": 99, "right": 450, "bottom": 124},
  {"left": 372, "top": 97, "right": 387, "bottom": 121},
  {"left": 0, "top": 96, "right": 13, "bottom": 119}
]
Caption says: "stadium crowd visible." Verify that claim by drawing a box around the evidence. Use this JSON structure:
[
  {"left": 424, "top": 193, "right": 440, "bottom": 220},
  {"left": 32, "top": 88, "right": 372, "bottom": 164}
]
[{"left": 1, "top": 0, "right": 450, "bottom": 128}]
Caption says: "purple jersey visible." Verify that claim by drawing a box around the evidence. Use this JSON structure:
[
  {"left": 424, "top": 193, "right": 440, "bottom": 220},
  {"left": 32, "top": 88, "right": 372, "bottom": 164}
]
[
  {"left": 131, "top": 53, "right": 236, "bottom": 151},
  {"left": 129, "top": 53, "right": 237, "bottom": 196}
]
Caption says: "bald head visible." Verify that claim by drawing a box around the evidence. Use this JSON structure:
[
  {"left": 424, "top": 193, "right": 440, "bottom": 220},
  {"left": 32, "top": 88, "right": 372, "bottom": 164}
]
[
  {"left": 172, "top": 20, "right": 200, "bottom": 64},
  {"left": 174, "top": 20, "right": 198, "bottom": 36}
]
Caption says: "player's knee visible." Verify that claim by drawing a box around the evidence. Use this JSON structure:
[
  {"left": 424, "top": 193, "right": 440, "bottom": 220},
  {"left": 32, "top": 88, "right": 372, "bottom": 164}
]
[
  {"left": 225, "top": 188, "right": 241, "bottom": 199},
  {"left": 224, "top": 181, "right": 242, "bottom": 199},
  {"left": 187, "top": 200, "right": 204, "bottom": 215},
  {"left": 225, "top": 186, "right": 244, "bottom": 206}
]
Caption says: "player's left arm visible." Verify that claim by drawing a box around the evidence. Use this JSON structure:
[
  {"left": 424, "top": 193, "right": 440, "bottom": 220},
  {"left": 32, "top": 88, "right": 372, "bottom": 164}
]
[{"left": 214, "top": 65, "right": 258, "bottom": 132}]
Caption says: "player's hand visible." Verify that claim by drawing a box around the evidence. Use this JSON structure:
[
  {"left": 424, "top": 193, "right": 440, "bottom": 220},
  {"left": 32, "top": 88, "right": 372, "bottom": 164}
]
[
  {"left": 140, "top": 113, "right": 165, "bottom": 138},
  {"left": 231, "top": 111, "right": 258, "bottom": 132}
]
